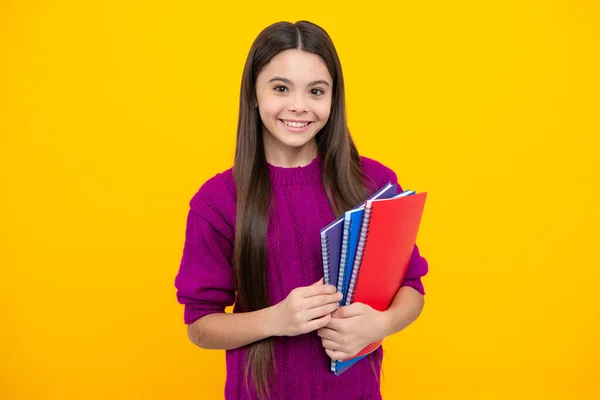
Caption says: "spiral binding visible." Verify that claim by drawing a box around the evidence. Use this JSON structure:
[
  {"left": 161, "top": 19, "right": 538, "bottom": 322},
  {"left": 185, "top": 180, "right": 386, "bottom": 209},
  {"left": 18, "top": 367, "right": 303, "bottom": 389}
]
[
  {"left": 321, "top": 234, "right": 331, "bottom": 285},
  {"left": 345, "top": 201, "right": 374, "bottom": 306},
  {"left": 332, "top": 202, "right": 375, "bottom": 373},
  {"left": 330, "top": 215, "right": 350, "bottom": 374},
  {"left": 336, "top": 213, "right": 352, "bottom": 293},
  {"left": 323, "top": 232, "right": 336, "bottom": 372},
  {"left": 330, "top": 215, "right": 352, "bottom": 374}
]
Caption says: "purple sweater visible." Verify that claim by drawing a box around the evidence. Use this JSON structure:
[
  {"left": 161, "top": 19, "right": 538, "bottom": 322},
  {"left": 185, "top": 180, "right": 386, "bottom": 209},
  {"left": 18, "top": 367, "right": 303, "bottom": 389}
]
[{"left": 175, "top": 155, "right": 428, "bottom": 400}]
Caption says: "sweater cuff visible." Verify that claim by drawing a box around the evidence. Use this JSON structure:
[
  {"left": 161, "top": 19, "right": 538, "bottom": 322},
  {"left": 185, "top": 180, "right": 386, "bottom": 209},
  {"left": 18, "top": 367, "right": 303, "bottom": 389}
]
[
  {"left": 401, "top": 278, "right": 425, "bottom": 296},
  {"left": 183, "top": 303, "right": 224, "bottom": 325}
]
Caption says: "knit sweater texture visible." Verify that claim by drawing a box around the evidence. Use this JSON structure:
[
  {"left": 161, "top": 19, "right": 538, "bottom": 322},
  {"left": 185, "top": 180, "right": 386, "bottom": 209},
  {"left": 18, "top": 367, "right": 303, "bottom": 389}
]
[{"left": 175, "top": 155, "right": 428, "bottom": 400}]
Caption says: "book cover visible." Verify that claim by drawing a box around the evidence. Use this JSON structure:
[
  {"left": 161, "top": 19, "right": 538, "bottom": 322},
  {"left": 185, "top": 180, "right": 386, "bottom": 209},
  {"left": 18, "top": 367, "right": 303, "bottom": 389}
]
[{"left": 342, "top": 191, "right": 427, "bottom": 361}]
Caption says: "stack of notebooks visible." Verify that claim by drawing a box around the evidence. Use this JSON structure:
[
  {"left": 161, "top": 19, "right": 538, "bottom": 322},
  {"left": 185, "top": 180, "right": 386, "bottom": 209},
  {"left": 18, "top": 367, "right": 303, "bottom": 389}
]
[{"left": 319, "top": 182, "right": 427, "bottom": 375}]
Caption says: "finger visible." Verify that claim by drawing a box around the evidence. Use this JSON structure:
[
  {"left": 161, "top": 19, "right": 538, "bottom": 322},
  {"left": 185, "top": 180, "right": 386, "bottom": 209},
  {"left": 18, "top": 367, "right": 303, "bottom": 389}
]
[
  {"left": 323, "top": 316, "right": 344, "bottom": 331},
  {"left": 305, "top": 292, "right": 342, "bottom": 309},
  {"left": 317, "top": 326, "right": 338, "bottom": 341},
  {"left": 300, "top": 283, "right": 337, "bottom": 298},
  {"left": 305, "top": 302, "right": 339, "bottom": 321},
  {"left": 333, "top": 304, "right": 364, "bottom": 319},
  {"left": 325, "top": 348, "right": 352, "bottom": 361},
  {"left": 311, "top": 278, "right": 324, "bottom": 286},
  {"left": 302, "top": 313, "right": 332, "bottom": 333},
  {"left": 320, "top": 338, "right": 343, "bottom": 351}
]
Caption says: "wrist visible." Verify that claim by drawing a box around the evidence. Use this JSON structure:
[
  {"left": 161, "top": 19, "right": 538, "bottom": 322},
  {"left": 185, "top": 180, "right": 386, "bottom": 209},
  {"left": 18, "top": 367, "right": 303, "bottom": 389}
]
[
  {"left": 261, "top": 304, "right": 280, "bottom": 337},
  {"left": 377, "top": 309, "right": 395, "bottom": 340}
]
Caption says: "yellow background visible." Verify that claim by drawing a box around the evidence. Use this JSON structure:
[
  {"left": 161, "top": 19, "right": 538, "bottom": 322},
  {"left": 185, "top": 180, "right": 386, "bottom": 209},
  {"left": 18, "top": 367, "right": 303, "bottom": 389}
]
[{"left": 1, "top": 0, "right": 599, "bottom": 399}]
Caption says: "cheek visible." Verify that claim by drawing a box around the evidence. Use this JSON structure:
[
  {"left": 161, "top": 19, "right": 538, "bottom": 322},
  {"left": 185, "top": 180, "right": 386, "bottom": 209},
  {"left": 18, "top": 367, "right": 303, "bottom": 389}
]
[
  {"left": 258, "top": 98, "right": 284, "bottom": 121},
  {"left": 315, "top": 103, "right": 332, "bottom": 123}
]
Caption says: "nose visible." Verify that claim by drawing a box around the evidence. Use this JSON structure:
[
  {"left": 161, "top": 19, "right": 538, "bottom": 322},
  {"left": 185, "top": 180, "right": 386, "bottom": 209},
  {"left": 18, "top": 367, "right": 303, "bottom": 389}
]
[{"left": 288, "top": 93, "right": 309, "bottom": 113}]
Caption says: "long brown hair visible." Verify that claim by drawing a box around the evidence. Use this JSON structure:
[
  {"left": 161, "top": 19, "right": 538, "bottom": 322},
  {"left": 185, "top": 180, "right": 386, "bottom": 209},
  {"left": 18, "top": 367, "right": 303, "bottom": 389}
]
[{"left": 233, "top": 20, "right": 375, "bottom": 399}]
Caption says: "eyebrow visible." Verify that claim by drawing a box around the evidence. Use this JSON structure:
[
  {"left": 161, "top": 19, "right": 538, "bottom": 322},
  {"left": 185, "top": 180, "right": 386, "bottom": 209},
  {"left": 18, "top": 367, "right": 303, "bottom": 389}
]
[{"left": 268, "top": 77, "right": 330, "bottom": 87}]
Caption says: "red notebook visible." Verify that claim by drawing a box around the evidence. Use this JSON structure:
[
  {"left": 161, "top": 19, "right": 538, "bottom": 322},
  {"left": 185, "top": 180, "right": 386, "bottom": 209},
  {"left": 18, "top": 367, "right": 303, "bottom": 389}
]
[{"left": 343, "top": 191, "right": 427, "bottom": 360}]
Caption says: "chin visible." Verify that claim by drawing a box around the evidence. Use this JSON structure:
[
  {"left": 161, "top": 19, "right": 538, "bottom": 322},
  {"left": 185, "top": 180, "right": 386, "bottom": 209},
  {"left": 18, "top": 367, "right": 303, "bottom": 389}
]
[{"left": 277, "top": 136, "right": 314, "bottom": 149}]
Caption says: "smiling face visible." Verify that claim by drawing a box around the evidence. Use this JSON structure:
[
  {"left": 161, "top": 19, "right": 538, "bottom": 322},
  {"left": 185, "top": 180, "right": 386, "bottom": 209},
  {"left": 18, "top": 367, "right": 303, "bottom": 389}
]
[{"left": 255, "top": 49, "right": 333, "bottom": 165}]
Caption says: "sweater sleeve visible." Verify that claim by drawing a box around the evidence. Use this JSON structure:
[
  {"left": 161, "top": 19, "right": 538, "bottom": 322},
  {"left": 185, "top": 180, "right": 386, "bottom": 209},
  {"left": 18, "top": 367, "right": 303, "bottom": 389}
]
[
  {"left": 174, "top": 194, "right": 236, "bottom": 325},
  {"left": 364, "top": 157, "right": 429, "bottom": 296}
]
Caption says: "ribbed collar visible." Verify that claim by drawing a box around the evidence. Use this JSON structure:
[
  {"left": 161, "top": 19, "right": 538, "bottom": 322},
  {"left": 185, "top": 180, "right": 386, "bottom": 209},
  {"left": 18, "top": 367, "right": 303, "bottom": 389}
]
[{"left": 267, "top": 154, "right": 323, "bottom": 186}]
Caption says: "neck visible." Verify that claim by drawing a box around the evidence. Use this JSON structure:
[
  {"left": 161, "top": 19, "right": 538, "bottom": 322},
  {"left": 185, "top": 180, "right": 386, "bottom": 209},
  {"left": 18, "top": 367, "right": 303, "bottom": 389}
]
[{"left": 263, "top": 137, "right": 319, "bottom": 168}]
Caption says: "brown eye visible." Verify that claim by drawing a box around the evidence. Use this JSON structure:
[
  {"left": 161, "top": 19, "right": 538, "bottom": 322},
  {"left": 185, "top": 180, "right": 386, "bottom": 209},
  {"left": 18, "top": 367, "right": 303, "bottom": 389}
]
[
  {"left": 274, "top": 86, "right": 288, "bottom": 93},
  {"left": 311, "top": 88, "right": 325, "bottom": 96}
]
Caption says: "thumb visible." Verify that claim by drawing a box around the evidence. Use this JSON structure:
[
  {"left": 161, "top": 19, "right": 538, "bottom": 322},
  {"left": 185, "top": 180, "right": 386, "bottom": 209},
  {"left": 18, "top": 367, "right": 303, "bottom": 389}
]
[
  {"left": 312, "top": 277, "right": 324, "bottom": 286},
  {"left": 335, "top": 304, "right": 364, "bottom": 319}
]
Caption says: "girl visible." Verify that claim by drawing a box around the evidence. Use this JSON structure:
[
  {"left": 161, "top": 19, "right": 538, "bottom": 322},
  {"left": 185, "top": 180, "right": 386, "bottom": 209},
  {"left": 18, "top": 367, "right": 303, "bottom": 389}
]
[{"left": 175, "top": 20, "right": 428, "bottom": 400}]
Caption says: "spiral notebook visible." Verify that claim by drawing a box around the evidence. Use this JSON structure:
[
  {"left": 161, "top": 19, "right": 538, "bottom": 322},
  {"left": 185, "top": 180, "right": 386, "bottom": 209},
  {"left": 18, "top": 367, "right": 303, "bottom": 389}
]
[
  {"left": 341, "top": 190, "right": 427, "bottom": 361},
  {"left": 331, "top": 183, "right": 398, "bottom": 374},
  {"left": 336, "top": 183, "right": 398, "bottom": 303},
  {"left": 320, "top": 182, "right": 397, "bottom": 286}
]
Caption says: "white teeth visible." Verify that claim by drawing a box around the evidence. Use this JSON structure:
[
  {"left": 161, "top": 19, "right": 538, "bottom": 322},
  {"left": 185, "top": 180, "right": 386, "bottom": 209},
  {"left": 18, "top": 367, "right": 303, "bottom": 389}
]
[{"left": 283, "top": 120, "right": 309, "bottom": 128}]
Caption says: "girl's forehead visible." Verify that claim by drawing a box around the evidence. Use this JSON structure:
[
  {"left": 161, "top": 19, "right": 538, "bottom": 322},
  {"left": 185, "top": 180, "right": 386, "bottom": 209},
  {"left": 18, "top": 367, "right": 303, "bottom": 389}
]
[{"left": 259, "top": 50, "right": 332, "bottom": 83}]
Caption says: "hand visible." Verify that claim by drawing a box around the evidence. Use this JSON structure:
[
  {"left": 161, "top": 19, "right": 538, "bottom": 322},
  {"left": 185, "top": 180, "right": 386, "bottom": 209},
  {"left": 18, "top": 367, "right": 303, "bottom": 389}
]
[
  {"left": 272, "top": 278, "right": 343, "bottom": 337},
  {"left": 317, "top": 302, "right": 386, "bottom": 361}
]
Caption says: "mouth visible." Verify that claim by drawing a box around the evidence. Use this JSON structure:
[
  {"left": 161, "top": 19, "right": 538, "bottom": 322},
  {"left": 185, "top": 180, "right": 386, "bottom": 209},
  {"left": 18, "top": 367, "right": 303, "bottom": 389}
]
[{"left": 278, "top": 119, "right": 313, "bottom": 133}]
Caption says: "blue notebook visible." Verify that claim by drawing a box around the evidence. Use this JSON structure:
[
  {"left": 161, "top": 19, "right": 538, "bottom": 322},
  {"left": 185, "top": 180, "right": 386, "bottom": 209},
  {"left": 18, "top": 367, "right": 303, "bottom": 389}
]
[
  {"left": 320, "top": 218, "right": 344, "bottom": 286},
  {"left": 345, "top": 190, "right": 417, "bottom": 307},
  {"left": 338, "top": 183, "right": 399, "bottom": 305},
  {"left": 320, "top": 205, "right": 364, "bottom": 375},
  {"left": 331, "top": 182, "right": 399, "bottom": 375}
]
